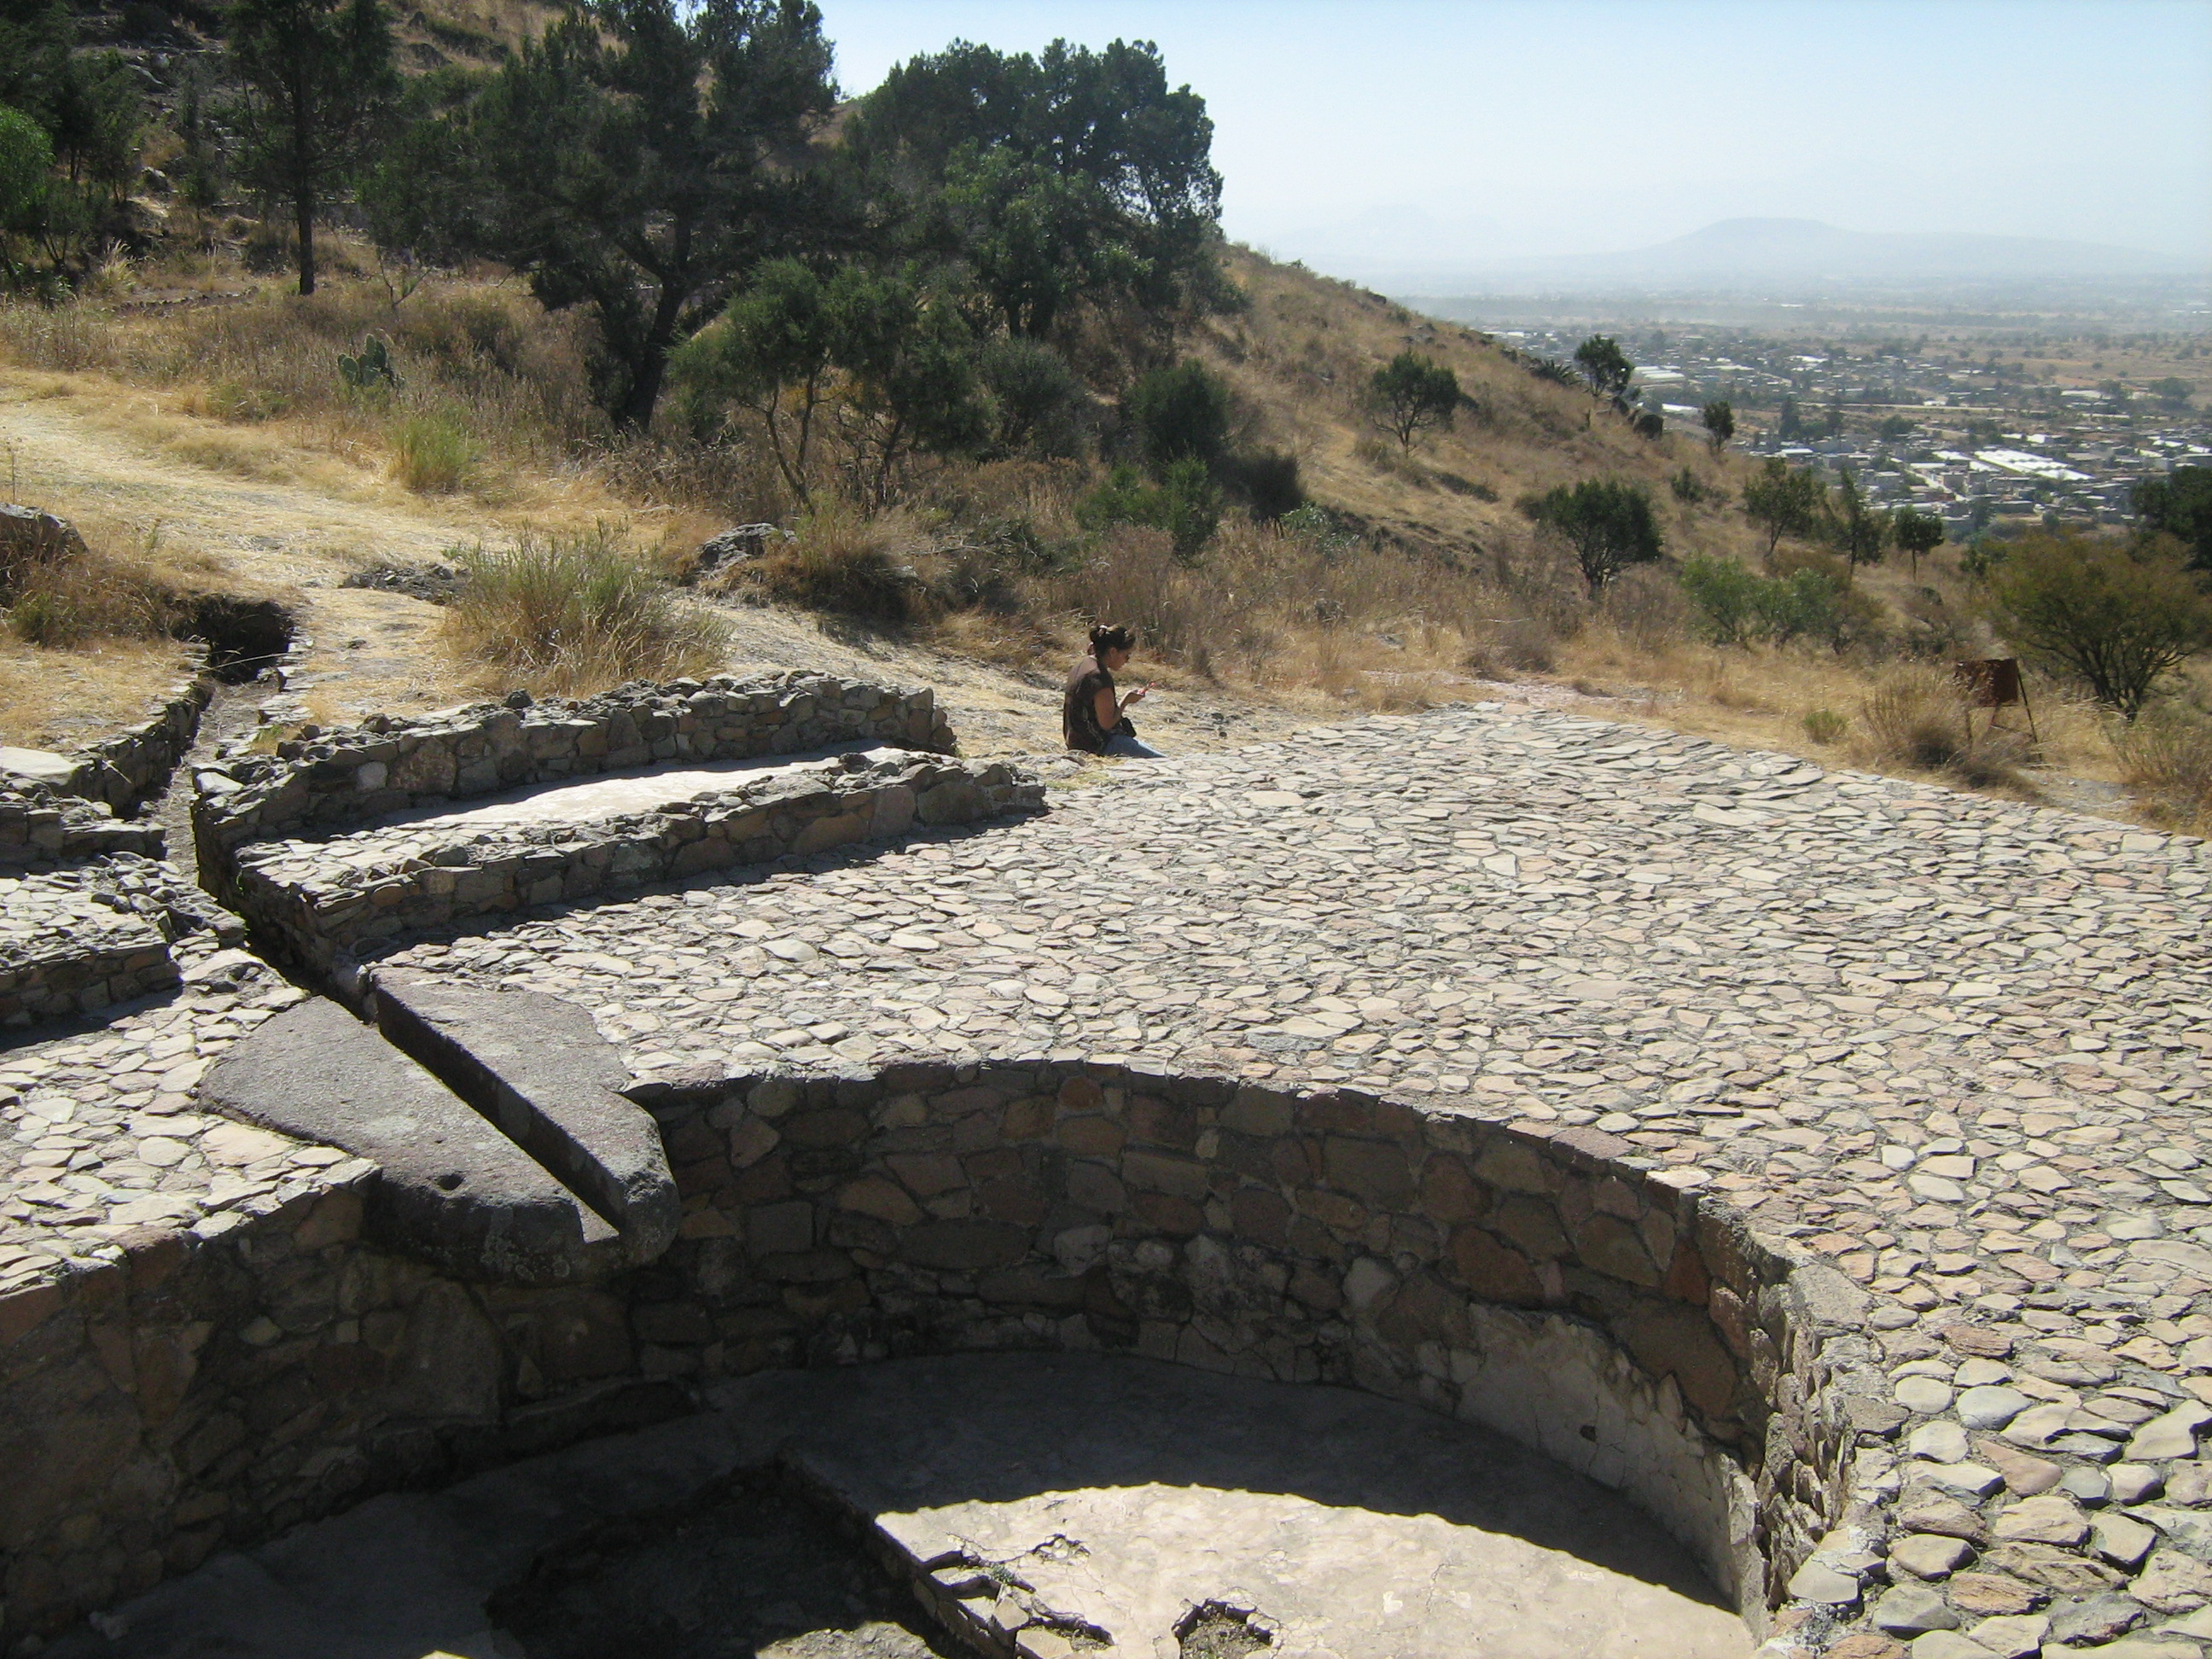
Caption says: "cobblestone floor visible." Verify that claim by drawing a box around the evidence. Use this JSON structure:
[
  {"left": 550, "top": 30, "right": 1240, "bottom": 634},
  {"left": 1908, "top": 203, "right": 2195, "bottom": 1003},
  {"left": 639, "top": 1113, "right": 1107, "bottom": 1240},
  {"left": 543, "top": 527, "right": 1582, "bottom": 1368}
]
[{"left": 370, "top": 702, "right": 2212, "bottom": 1356}]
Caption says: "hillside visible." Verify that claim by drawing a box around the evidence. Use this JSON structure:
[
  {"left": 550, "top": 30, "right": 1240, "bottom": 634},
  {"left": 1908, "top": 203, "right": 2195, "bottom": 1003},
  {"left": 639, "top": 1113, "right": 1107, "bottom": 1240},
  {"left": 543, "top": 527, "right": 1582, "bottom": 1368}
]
[{"left": 0, "top": 229, "right": 2199, "bottom": 830}]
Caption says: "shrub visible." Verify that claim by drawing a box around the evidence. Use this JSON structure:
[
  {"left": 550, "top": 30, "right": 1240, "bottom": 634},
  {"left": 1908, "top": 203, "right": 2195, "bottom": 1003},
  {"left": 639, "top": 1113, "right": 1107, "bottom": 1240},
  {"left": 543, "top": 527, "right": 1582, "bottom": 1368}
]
[
  {"left": 1982, "top": 528, "right": 2212, "bottom": 719},
  {"left": 392, "top": 411, "right": 476, "bottom": 492},
  {"left": 1677, "top": 554, "right": 1763, "bottom": 646},
  {"left": 1669, "top": 467, "right": 1708, "bottom": 504},
  {"left": 1076, "top": 459, "right": 1220, "bottom": 562},
  {"left": 1802, "top": 708, "right": 1847, "bottom": 744},
  {"left": 980, "top": 335, "right": 1087, "bottom": 457},
  {"left": 442, "top": 526, "right": 727, "bottom": 693},
  {"left": 1521, "top": 478, "right": 1662, "bottom": 594},
  {"left": 1221, "top": 448, "right": 1304, "bottom": 520},
  {"left": 741, "top": 505, "right": 922, "bottom": 621},
  {"left": 1125, "top": 360, "right": 1230, "bottom": 474}
]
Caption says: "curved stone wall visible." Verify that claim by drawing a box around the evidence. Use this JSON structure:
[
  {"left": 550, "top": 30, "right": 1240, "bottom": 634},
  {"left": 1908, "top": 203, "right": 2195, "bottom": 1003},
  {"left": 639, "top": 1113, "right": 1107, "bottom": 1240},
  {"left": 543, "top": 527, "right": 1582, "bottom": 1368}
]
[{"left": 0, "top": 1057, "right": 1883, "bottom": 1650}]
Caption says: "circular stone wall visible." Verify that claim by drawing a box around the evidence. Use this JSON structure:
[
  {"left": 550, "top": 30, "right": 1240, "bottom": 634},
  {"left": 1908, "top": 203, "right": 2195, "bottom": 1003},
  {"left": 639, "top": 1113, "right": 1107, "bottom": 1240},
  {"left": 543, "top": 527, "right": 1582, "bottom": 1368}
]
[{"left": 636, "top": 1058, "right": 1885, "bottom": 1634}]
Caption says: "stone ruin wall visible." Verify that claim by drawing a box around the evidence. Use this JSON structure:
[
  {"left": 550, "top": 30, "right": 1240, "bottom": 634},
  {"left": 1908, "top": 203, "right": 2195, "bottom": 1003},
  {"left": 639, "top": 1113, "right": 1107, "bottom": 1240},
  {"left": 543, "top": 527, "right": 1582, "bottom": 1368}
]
[
  {"left": 189, "top": 671, "right": 958, "bottom": 910},
  {"left": 0, "top": 1059, "right": 1882, "bottom": 1650},
  {"left": 227, "top": 754, "right": 1043, "bottom": 990}
]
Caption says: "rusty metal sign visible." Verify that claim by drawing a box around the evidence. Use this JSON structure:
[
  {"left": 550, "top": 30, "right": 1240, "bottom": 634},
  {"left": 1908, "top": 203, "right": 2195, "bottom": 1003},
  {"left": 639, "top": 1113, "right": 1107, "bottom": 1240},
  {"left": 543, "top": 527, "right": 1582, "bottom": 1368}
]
[{"left": 1953, "top": 658, "right": 2023, "bottom": 708}]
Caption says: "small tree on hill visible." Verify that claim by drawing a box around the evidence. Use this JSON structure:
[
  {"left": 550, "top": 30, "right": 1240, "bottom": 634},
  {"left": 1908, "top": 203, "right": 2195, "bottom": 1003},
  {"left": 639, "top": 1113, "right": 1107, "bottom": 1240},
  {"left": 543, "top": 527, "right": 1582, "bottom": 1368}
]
[
  {"left": 228, "top": 0, "right": 396, "bottom": 294},
  {"left": 1574, "top": 335, "right": 1633, "bottom": 404},
  {"left": 1983, "top": 529, "right": 2212, "bottom": 719},
  {"left": 1893, "top": 505, "right": 1945, "bottom": 577},
  {"left": 1366, "top": 351, "right": 1459, "bottom": 451},
  {"left": 1701, "top": 399, "right": 1734, "bottom": 452},
  {"left": 1523, "top": 478, "right": 1662, "bottom": 595},
  {"left": 1742, "top": 457, "right": 1828, "bottom": 560},
  {"left": 1828, "top": 467, "right": 1888, "bottom": 588}
]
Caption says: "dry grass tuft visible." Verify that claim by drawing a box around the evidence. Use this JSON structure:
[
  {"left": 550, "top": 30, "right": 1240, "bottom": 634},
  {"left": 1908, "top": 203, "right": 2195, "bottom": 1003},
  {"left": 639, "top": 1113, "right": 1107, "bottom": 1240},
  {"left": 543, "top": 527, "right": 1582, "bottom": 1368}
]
[
  {"left": 442, "top": 525, "right": 729, "bottom": 696},
  {"left": 2116, "top": 713, "right": 2212, "bottom": 835},
  {"left": 725, "top": 505, "right": 928, "bottom": 622}
]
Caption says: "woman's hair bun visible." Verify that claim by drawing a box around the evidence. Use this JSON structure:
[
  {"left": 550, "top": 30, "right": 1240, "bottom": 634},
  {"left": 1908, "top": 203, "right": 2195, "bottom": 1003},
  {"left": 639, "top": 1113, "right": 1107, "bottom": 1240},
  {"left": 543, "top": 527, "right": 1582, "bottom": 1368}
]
[{"left": 1090, "top": 622, "right": 1137, "bottom": 654}]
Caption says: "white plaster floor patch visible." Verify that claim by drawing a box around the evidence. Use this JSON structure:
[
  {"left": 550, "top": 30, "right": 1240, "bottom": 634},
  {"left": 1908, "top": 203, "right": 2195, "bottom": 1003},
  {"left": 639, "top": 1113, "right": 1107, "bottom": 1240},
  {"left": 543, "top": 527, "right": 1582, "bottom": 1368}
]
[{"left": 739, "top": 1353, "right": 1752, "bottom": 1658}]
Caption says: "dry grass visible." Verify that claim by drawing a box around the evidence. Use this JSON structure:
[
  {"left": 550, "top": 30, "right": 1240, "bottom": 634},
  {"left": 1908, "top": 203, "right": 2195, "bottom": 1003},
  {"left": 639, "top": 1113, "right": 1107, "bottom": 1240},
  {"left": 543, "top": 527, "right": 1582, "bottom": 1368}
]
[
  {"left": 2116, "top": 713, "right": 2212, "bottom": 835},
  {"left": 0, "top": 636, "right": 195, "bottom": 748},
  {"left": 442, "top": 525, "right": 730, "bottom": 696}
]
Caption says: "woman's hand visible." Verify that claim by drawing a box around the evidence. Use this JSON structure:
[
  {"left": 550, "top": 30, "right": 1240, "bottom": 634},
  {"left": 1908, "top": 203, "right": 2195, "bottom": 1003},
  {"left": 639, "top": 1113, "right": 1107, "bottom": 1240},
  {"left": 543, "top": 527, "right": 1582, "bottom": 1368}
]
[{"left": 1122, "top": 684, "right": 1150, "bottom": 708}]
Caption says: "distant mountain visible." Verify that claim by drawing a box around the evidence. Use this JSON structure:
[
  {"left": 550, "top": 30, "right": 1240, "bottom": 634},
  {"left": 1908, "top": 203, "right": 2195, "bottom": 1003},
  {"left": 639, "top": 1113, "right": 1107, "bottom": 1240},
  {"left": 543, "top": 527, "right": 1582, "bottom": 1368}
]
[{"left": 1384, "top": 217, "right": 2198, "bottom": 294}]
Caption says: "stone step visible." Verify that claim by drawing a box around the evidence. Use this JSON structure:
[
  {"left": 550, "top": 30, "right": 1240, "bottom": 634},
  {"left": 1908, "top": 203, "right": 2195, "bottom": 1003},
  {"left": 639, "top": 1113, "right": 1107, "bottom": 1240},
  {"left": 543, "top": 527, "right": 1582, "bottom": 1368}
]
[
  {"left": 367, "top": 969, "right": 679, "bottom": 1266},
  {"left": 197, "top": 997, "right": 622, "bottom": 1285}
]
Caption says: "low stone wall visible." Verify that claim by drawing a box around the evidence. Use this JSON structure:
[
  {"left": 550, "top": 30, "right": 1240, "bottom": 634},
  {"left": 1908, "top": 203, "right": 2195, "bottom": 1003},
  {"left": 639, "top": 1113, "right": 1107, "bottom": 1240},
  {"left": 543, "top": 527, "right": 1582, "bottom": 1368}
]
[
  {"left": 0, "top": 785, "right": 163, "bottom": 873},
  {"left": 190, "top": 672, "right": 957, "bottom": 905},
  {"left": 67, "top": 670, "right": 214, "bottom": 816},
  {"left": 226, "top": 754, "right": 1043, "bottom": 988},
  {"left": 0, "top": 888, "right": 176, "bottom": 1031},
  {"left": 0, "top": 1057, "right": 1883, "bottom": 1651},
  {"left": 0, "top": 856, "right": 242, "bottom": 1032}
]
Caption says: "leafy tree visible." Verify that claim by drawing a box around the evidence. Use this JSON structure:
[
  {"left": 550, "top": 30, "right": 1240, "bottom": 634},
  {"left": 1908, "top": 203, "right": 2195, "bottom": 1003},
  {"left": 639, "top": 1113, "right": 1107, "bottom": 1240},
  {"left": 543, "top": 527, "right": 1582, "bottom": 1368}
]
[
  {"left": 1678, "top": 554, "right": 1850, "bottom": 650},
  {"left": 2136, "top": 466, "right": 2212, "bottom": 572},
  {"left": 228, "top": 0, "right": 397, "bottom": 294},
  {"left": 375, "top": 0, "right": 835, "bottom": 428},
  {"left": 1742, "top": 457, "right": 1828, "bottom": 559},
  {"left": 1700, "top": 399, "right": 1733, "bottom": 451},
  {"left": 1893, "top": 505, "right": 1946, "bottom": 577},
  {"left": 674, "top": 256, "right": 835, "bottom": 503},
  {"left": 824, "top": 271, "right": 990, "bottom": 507},
  {"left": 673, "top": 256, "right": 989, "bottom": 507},
  {"left": 1522, "top": 478, "right": 1662, "bottom": 594},
  {"left": 1983, "top": 529, "right": 2212, "bottom": 719},
  {"left": 1572, "top": 335, "right": 1633, "bottom": 403},
  {"left": 1828, "top": 467, "right": 1888, "bottom": 587},
  {"left": 847, "top": 38, "right": 1224, "bottom": 338},
  {"left": 1778, "top": 395, "right": 1807, "bottom": 442},
  {"left": 2149, "top": 376, "right": 2192, "bottom": 411},
  {"left": 0, "top": 4, "right": 141, "bottom": 200},
  {"left": 0, "top": 105, "right": 49, "bottom": 286},
  {"left": 1125, "top": 358, "right": 1229, "bottom": 476},
  {"left": 1366, "top": 351, "right": 1459, "bottom": 451}
]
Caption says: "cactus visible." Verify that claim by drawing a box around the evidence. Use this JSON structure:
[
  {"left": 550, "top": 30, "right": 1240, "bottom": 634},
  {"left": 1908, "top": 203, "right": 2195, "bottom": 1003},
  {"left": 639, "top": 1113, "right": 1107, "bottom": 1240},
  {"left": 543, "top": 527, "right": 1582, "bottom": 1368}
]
[{"left": 338, "top": 335, "right": 400, "bottom": 392}]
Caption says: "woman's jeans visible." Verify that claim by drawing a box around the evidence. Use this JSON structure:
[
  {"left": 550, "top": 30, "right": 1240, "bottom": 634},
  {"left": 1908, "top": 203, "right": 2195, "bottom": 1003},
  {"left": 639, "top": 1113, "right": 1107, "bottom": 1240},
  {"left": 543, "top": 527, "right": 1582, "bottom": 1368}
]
[{"left": 1104, "top": 730, "right": 1163, "bottom": 758}]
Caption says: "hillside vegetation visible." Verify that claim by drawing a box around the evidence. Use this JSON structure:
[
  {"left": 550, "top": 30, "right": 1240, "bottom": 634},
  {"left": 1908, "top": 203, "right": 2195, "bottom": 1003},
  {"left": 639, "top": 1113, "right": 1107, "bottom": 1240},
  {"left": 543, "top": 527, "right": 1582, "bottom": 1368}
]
[{"left": 0, "top": 0, "right": 2206, "bottom": 833}]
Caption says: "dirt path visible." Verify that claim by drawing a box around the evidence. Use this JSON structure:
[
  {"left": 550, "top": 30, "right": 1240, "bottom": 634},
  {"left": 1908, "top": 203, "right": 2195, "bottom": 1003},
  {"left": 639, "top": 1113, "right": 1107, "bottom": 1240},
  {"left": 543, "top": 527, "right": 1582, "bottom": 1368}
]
[{"left": 0, "top": 380, "right": 1327, "bottom": 757}]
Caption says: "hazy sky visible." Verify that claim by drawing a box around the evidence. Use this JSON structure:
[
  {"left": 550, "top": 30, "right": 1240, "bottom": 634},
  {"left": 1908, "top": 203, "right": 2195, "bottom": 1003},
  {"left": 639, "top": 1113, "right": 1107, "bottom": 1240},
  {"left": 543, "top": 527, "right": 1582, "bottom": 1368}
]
[{"left": 821, "top": 0, "right": 2212, "bottom": 267}]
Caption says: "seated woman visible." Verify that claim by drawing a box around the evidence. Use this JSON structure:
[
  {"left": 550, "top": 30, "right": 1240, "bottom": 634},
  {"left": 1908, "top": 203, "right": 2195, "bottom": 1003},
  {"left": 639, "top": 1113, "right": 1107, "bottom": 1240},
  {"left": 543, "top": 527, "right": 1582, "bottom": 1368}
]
[{"left": 1063, "top": 623, "right": 1162, "bottom": 757}]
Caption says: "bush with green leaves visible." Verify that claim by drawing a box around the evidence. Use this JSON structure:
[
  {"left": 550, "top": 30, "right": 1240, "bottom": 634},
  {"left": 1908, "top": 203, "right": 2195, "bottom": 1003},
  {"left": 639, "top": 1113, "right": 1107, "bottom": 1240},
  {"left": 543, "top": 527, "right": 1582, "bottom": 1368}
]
[
  {"left": 1573, "top": 335, "right": 1633, "bottom": 402},
  {"left": 1742, "top": 457, "right": 1829, "bottom": 558},
  {"left": 1126, "top": 359, "right": 1230, "bottom": 475},
  {"left": 1982, "top": 528, "right": 2212, "bottom": 719},
  {"left": 1678, "top": 553, "right": 1856, "bottom": 650},
  {"left": 2136, "top": 466, "right": 2212, "bottom": 572},
  {"left": 978, "top": 335, "right": 1087, "bottom": 457},
  {"left": 1521, "top": 478, "right": 1662, "bottom": 594},
  {"left": 1077, "top": 457, "right": 1220, "bottom": 561}
]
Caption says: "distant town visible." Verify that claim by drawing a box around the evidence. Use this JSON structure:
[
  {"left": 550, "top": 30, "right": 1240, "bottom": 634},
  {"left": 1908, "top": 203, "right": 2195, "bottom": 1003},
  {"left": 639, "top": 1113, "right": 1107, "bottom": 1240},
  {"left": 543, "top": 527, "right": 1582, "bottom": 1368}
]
[{"left": 1493, "top": 323, "right": 2212, "bottom": 538}]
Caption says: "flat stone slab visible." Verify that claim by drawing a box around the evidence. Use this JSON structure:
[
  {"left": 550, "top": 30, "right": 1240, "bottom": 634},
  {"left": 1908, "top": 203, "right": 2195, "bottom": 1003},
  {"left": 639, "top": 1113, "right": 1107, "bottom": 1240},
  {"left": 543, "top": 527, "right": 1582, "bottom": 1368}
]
[
  {"left": 741, "top": 1353, "right": 1749, "bottom": 1659},
  {"left": 369, "top": 971, "right": 679, "bottom": 1263},
  {"left": 197, "top": 997, "right": 619, "bottom": 1284},
  {"left": 368, "top": 741, "right": 894, "bottom": 830}
]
